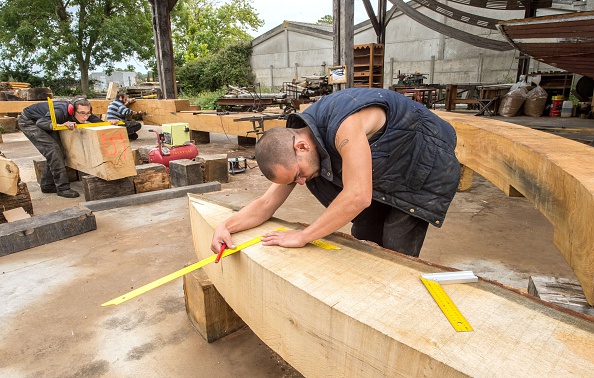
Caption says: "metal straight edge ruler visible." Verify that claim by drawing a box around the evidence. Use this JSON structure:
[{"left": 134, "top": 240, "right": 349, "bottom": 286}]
[
  {"left": 101, "top": 228, "right": 340, "bottom": 307},
  {"left": 47, "top": 97, "right": 124, "bottom": 131},
  {"left": 420, "top": 276, "right": 474, "bottom": 332}
]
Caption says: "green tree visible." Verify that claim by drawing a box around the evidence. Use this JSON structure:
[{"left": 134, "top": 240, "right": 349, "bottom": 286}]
[
  {"left": 171, "top": 0, "right": 263, "bottom": 64},
  {"left": 317, "top": 15, "right": 333, "bottom": 24},
  {"left": 0, "top": 0, "right": 155, "bottom": 95}
]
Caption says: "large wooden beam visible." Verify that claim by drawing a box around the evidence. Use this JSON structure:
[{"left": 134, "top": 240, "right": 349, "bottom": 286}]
[
  {"left": 59, "top": 126, "right": 137, "bottom": 181},
  {"left": 437, "top": 111, "right": 594, "bottom": 305},
  {"left": 189, "top": 196, "right": 594, "bottom": 377}
]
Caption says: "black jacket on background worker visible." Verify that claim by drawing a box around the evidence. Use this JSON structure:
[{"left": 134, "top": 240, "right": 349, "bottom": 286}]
[{"left": 18, "top": 98, "right": 102, "bottom": 198}]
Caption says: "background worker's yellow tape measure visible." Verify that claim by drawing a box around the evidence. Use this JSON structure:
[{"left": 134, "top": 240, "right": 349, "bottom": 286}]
[
  {"left": 101, "top": 229, "right": 340, "bottom": 307},
  {"left": 420, "top": 277, "right": 473, "bottom": 332},
  {"left": 47, "top": 97, "right": 124, "bottom": 131}
]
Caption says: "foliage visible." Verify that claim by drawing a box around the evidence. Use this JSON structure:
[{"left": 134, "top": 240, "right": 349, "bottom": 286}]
[
  {"left": 177, "top": 41, "right": 254, "bottom": 95},
  {"left": 171, "top": 0, "right": 263, "bottom": 65},
  {"left": 317, "top": 15, "right": 333, "bottom": 24},
  {"left": 180, "top": 88, "right": 227, "bottom": 110},
  {"left": 0, "top": 0, "right": 155, "bottom": 95}
]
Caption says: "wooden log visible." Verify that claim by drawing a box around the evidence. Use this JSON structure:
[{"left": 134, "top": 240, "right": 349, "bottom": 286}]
[
  {"left": 183, "top": 268, "right": 246, "bottom": 343},
  {"left": 81, "top": 175, "right": 135, "bottom": 201},
  {"left": 169, "top": 159, "right": 204, "bottom": 187},
  {"left": 132, "top": 163, "right": 170, "bottom": 193},
  {"left": 60, "top": 126, "right": 137, "bottom": 181},
  {"left": 0, "top": 182, "right": 32, "bottom": 223},
  {"left": 0, "top": 205, "right": 96, "bottom": 256},
  {"left": 0, "top": 155, "right": 19, "bottom": 195},
  {"left": 438, "top": 111, "right": 594, "bottom": 305},
  {"left": 528, "top": 276, "right": 594, "bottom": 316},
  {"left": 32, "top": 158, "right": 79, "bottom": 184},
  {"left": 189, "top": 197, "right": 594, "bottom": 377},
  {"left": 200, "top": 154, "right": 228, "bottom": 183}
]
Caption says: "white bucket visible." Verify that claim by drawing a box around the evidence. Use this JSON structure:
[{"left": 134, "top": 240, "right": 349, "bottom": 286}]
[{"left": 561, "top": 101, "right": 573, "bottom": 118}]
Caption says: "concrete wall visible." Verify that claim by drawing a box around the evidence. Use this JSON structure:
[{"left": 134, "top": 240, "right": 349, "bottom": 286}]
[{"left": 250, "top": 4, "right": 572, "bottom": 89}]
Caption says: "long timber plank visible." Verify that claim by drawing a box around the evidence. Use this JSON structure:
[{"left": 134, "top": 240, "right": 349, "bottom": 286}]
[
  {"left": 189, "top": 196, "right": 594, "bottom": 378},
  {"left": 437, "top": 111, "right": 594, "bottom": 305}
]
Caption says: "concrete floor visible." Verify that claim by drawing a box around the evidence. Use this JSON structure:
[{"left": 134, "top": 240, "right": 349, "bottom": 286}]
[{"left": 0, "top": 113, "right": 589, "bottom": 377}]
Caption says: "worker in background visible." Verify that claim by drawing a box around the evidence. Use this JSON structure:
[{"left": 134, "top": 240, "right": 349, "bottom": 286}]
[
  {"left": 18, "top": 97, "right": 119, "bottom": 198},
  {"left": 211, "top": 88, "right": 461, "bottom": 258},
  {"left": 106, "top": 93, "right": 142, "bottom": 140}
]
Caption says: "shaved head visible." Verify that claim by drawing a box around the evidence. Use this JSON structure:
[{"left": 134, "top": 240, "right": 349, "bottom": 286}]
[{"left": 255, "top": 127, "right": 299, "bottom": 181}]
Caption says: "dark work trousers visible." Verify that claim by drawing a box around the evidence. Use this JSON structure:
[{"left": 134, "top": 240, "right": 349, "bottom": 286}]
[
  {"left": 306, "top": 177, "right": 429, "bottom": 257},
  {"left": 124, "top": 120, "right": 142, "bottom": 136},
  {"left": 18, "top": 116, "right": 71, "bottom": 191}
]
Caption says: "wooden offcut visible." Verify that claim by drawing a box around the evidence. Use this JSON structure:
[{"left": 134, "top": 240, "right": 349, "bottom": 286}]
[
  {"left": 169, "top": 159, "right": 204, "bottom": 187},
  {"left": 183, "top": 268, "right": 246, "bottom": 343},
  {"left": 0, "top": 155, "right": 19, "bottom": 195},
  {"left": 59, "top": 126, "right": 137, "bottom": 181},
  {"left": 132, "top": 163, "right": 170, "bottom": 193},
  {"left": 81, "top": 175, "right": 135, "bottom": 201},
  {"left": 200, "top": 154, "right": 228, "bottom": 183},
  {"left": 528, "top": 276, "right": 594, "bottom": 316},
  {"left": 438, "top": 111, "right": 594, "bottom": 305},
  {"left": 33, "top": 158, "right": 79, "bottom": 184},
  {"left": 0, "top": 182, "right": 32, "bottom": 223},
  {"left": 189, "top": 197, "right": 594, "bottom": 377},
  {"left": 0, "top": 205, "right": 96, "bottom": 256}
]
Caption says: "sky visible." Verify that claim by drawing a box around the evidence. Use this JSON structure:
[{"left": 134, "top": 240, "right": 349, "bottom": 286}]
[{"left": 249, "top": 0, "right": 370, "bottom": 37}]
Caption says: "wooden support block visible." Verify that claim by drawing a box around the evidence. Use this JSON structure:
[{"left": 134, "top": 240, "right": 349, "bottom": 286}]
[
  {"left": 528, "top": 276, "right": 594, "bottom": 316},
  {"left": 131, "top": 148, "right": 143, "bottom": 165},
  {"left": 81, "top": 175, "right": 135, "bottom": 201},
  {"left": 0, "top": 133, "right": 3, "bottom": 143},
  {"left": 183, "top": 268, "right": 246, "bottom": 343},
  {"left": 0, "top": 182, "right": 33, "bottom": 223},
  {"left": 137, "top": 145, "right": 156, "bottom": 163},
  {"left": 60, "top": 126, "right": 137, "bottom": 181},
  {"left": 106, "top": 82, "right": 119, "bottom": 100},
  {"left": 132, "top": 163, "right": 170, "bottom": 193},
  {"left": 32, "top": 158, "right": 79, "bottom": 184},
  {"left": 200, "top": 154, "right": 228, "bottom": 183},
  {"left": 0, "top": 116, "right": 18, "bottom": 133},
  {"left": 457, "top": 164, "right": 473, "bottom": 192},
  {"left": 237, "top": 135, "right": 257, "bottom": 146},
  {"left": 0, "top": 155, "right": 19, "bottom": 195},
  {"left": 190, "top": 130, "right": 210, "bottom": 144},
  {"left": 169, "top": 159, "right": 204, "bottom": 187},
  {"left": 0, "top": 205, "right": 96, "bottom": 256}
]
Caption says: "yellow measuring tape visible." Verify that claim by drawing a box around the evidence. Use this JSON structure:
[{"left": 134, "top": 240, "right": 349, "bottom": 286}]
[
  {"left": 101, "top": 229, "right": 340, "bottom": 307},
  {"left": 47, "top": 97, "right": 124, "bottom": 131},
  {"left": 420, "top": 277, "right": 473, "bottom": 332}
]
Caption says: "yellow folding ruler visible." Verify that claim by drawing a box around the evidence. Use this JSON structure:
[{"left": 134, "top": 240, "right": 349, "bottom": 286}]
[
  {"left": 47, "top": 97, "right": 123, "bottom": 131},
  {"left": 101, "top": 229, "right": 340, "bottom": 307},
  {"left": 420, "top": 274, "right": 475, "bottom": 332}
]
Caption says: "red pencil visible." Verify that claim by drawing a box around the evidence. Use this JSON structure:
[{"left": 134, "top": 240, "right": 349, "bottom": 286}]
[{"left": 215, "top": 243, "right": 226, "bottom": 263}]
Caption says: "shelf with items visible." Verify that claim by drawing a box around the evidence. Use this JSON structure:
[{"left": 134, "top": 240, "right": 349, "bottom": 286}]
[{"left": 353, "top": 43, "right": 384, "bottom": 88}]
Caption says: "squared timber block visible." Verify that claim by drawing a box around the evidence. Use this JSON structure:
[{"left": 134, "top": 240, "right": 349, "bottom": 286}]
[
  {"left": 190, "top": 130, "right": 210, "bottom": 144},
  {"left": 0, "top": 182, "right": 33, "bottom": 223},
  {"left": 457, "top": 164, "right": 473, "bottom": 192},
  {"left": 528, "top": 276, "right": 594, "bottom": 316},
  {"left": 33, "top": 158, "right": 79, "bottom": 184},
  {"left": 132, "top": 163, "right": 170, "bottom": 193},
  {"left": 200, "top": 154, "right": 228, "bottom": 183},
  {"left": 137, "top": 145, "right": 156, "bottom": 163},
  {"left": 169, "top": 159, "right": 204, "bottom": 187},
  {"left": 0, "top": 116, "right": 18, "bottom": 133},
  {"left": 81, "top": 175, "right": 135, "bottom": 201},
  {"left": 0, "top": 205, "right": 96, "bottom": 256},
  {"left": 131, "top": 148, "right": 143, "bottom": 165},
  {"left": 237, "top": 135, "right": 257, "bottom": 146},
  {"left": 59, "top": 126, "right": 137, "bottom": 180},
  {"left": 183, "top": 268, "right": 245, "bottom": 343}
]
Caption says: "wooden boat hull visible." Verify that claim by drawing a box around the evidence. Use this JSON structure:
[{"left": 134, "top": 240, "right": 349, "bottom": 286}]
[
  {"left": 189, "top": 196, "right": 594, "bottom": 377},
  {"left": 496, "top": 11, "right": 594, "bottom": 79}
]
